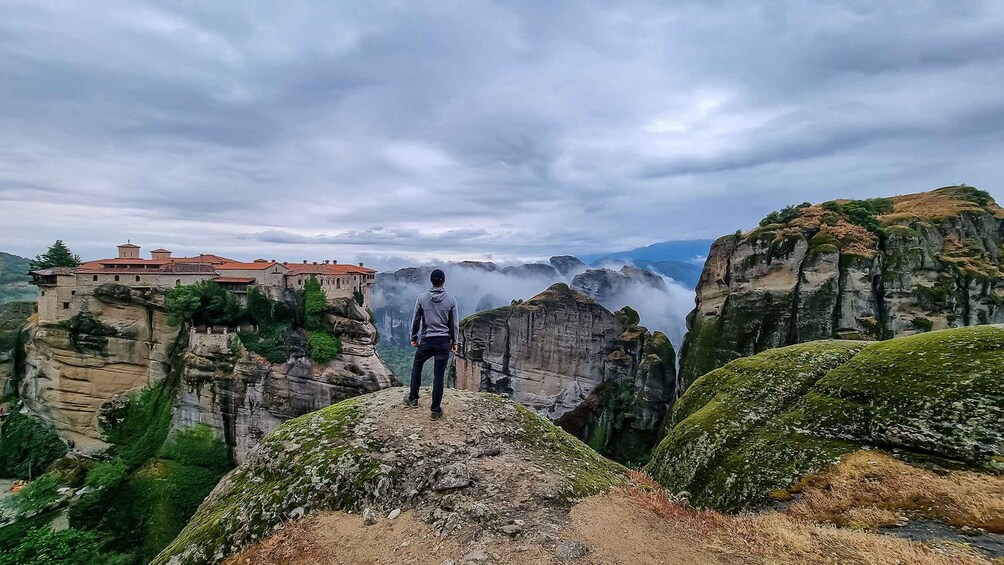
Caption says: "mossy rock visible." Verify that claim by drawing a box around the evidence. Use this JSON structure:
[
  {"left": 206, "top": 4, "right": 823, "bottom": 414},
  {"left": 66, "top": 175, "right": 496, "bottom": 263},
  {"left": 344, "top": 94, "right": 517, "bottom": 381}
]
[
  {"left": 155, "top": 389, "right": 627, "bottom": 564},
  {"left": 648, "top": 326, "right": 1004, "bottom": 510}
]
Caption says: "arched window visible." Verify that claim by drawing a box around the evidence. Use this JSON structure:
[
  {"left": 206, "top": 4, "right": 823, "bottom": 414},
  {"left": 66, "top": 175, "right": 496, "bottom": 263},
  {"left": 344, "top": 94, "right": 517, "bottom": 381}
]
[
  {"left": 176, "top": 279, "right": 181, "bottom": 285},
  {"left": 92, "top": 275, "right": 98, "bottom": 281},
  {"left": 135, "top": 275, "right": 141, "bottom": 282},
  {"left": 336, "top": 279, "right": 341, "bottom": 289},
  {"left": 114, "top": 275, "right": 120, "bottom": 282}
]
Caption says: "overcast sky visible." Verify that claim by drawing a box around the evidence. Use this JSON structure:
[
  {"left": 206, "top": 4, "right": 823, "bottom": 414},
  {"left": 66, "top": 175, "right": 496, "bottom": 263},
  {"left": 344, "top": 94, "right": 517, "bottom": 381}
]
[{"left": 2, "top": 1, "right": 1004, "bottom": 265}]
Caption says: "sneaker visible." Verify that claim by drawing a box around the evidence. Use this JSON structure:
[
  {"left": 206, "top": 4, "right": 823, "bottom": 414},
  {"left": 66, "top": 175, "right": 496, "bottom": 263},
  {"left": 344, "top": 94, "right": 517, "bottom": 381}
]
[
  {"left": 404, "top": 395, "right": 418, "bottom": 407},
  {"left": 430, "top": 411, "right": 443, "bottom": 420}
]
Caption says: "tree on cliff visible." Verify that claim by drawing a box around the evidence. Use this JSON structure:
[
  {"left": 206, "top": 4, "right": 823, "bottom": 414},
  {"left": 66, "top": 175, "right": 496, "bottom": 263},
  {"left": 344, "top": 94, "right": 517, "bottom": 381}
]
[
  {"left": 303, "top": 276, "right": 326, "bottom": 330},
  {"left": 30, "top": 240, "right": 80, "bottom": 270}
]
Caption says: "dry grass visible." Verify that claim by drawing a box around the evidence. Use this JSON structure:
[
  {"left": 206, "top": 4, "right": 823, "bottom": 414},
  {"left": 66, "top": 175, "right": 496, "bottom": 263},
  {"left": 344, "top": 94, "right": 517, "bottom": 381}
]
[
  {"left": 784, "top": 450, "right": 1004, "bottom": 533},
  {"left": 621, "top": 469, "right": 991, "bottom": 565},
  {"left": 883, "top": 189, "right": 1004, "bottom": 223}
]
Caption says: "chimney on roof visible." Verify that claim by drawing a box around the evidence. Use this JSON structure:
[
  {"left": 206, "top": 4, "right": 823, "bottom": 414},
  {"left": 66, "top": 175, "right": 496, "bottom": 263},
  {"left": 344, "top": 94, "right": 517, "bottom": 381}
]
[
  {"left": 324, "top": 260, "right": 329, "bottom": 264},
  {"left": 283, "top": 262, "right": 287, "bottom": 265},
  {"left": 332, "top": 260, "right": 337, "bottom": 264},
  {"left": 151, "top": 248, "right": 172, "bottom": 261},
  {"left": 302, "top": 260, "right": 307, "bottom": 264},
  {"left": 359, "top": 262, "right": 365, "bottom": 267}
]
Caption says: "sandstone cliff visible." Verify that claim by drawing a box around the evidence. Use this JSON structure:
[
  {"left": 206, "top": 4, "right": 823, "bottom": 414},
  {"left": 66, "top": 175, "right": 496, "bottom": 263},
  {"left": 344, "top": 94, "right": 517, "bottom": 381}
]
[
  {"left": 454, "top": 283, "right": 675, "bottom": 465},
  {"left": 172, "top": 297, "right": 396, "bottom": 462},
  {"left": 19, "top": 284, "right": 394, "bottom": 460},
  {"left": 678, "top": 185, "right": 1004, "bottom": 387}
]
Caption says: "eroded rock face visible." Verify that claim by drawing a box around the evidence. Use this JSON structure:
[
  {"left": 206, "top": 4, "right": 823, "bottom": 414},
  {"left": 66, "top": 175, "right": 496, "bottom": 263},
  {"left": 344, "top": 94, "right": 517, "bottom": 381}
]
[
  {"left": 454, "top": 283, "right": 675, "bottom": 465},
  {"left": 21, "top": 287, "right": 177, "bottom": 451},
  {"left": 21, "top": 285, "right": 395, "bottom": 460},
  {"left": 172, "top": 298, "right": 396, "bottom": 462},
  {"left": 570, "top": 266, "right": 667, "bottom": 303},
  {"left": 678, "top": 186, "right": 1004, "bottom": 388}
]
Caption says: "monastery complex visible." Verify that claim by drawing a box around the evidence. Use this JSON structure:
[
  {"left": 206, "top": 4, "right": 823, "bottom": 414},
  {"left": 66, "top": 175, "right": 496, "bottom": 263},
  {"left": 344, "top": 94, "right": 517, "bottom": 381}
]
[{"left": 29, "top": 243, "right": 376, "bottom": 324}]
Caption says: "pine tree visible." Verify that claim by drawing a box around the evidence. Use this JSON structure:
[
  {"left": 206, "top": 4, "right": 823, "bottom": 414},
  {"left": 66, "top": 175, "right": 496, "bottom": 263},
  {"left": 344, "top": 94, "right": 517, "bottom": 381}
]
[{"left": 30, "top": 240, "right": 80, "bottom": 270}]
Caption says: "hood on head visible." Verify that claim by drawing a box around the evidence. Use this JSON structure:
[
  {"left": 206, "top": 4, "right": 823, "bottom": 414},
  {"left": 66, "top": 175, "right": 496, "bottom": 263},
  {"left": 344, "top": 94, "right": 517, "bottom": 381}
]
[{"left": 429, "top": 287, "right": 447, "bottom": 303}]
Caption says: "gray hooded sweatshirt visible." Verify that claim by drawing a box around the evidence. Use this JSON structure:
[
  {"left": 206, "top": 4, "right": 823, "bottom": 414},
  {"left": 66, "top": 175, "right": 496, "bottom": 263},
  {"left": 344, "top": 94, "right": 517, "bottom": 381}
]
[{"left": 411, "top": 287, "right": 460, "bottom": 343}]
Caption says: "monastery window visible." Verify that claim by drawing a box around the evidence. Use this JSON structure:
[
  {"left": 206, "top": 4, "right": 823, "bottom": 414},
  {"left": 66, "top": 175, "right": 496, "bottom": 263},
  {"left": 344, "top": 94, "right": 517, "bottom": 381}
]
[
  {"left": 92, "top": 275, "right": 98, "bottom": 281},
  {"left": 135, "top": 275, "right": 141, "bottom": 282},
  {"left": 114, "top": 275, "right": 120, "bottom": 282},
  {"left": 336, "top": 279, "right": 341, "bottom": 289},
  {"left": 176, "top": 279, "right": 181, "bottom": 285},
  {"left": 71, "top": 290, "right": 76, "bottom": 296},
  {"left": 62, "top": 302, "right": 69, "bottom": 309},
  {"left": 40, "top": 291, "right": 45, "bottom": 296}
]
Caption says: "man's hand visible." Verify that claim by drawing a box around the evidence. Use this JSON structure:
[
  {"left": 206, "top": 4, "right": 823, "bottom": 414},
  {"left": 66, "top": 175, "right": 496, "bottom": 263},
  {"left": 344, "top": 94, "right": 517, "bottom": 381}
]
[
  {"left": 451, "top": 343, "right": 459, "bottom": 354},
  {"left": 411, "top": 340, "right": 419, "bottom": 348}
]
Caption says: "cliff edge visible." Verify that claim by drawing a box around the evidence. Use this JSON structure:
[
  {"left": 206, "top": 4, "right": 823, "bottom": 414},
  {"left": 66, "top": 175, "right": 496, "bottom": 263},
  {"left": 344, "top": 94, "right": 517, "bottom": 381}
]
[{"left": 678, "top": 185, "right": 1004, "bottom": 387}]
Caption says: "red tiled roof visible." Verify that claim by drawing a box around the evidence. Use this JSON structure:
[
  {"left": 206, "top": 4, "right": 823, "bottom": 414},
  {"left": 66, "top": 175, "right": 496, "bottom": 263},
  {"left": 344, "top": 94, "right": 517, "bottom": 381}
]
[
  {"left": 171, "top": 254, "right": 234, "bottom": 265},
  {"left": 151, "top": 248, "right": 171, "bottom": 253},
  {"left": 213, "top": 277, "right": 256, "bottom": 284},
  {"left": 284, "top": 263, "right": 376, "bottom": 275},
  {"left": 117, "top": 243, "right": 140, "bottom": 248},
  {"left": 218, "top": 261, "right": 284, "bottom": 271}
]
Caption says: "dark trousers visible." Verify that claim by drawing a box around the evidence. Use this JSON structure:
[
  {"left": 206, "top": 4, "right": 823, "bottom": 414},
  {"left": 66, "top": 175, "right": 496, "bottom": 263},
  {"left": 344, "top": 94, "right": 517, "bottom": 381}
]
[{"left": 409, "top": 336, "right": 451, "bottom": 413}]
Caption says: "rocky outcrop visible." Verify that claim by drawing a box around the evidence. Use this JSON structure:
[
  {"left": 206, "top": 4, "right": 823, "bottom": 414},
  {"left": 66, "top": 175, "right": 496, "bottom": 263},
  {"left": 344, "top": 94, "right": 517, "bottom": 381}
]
[
  {"left": 648, "top": 325, "right": 1004, "bottom": 510},
  {"left": 570, "top": 265, "right": 668, "bottom": 302},
  {"left": 21, "top": 286, "right": 177, "bottom": 451},
  {"left": 549, "top": 254, "right": 586, "bottom": 276},
  {"left": 501, "top": 263, "right": 559, "bottom": 278},
  {"left": 454, "top": 283, "right": 675, "bottom": 465},
  {"left": 20, "top": 284, "right": 394, "bottom": 460},
  {"left": 153, "top": 388, "right": 628, "bottom": 564},
  {"left": 172, "top": 297, "right": 396, "bottom": 462},
  {"left": 678, "top": 185, "right": 1004, "bottom": 388}
]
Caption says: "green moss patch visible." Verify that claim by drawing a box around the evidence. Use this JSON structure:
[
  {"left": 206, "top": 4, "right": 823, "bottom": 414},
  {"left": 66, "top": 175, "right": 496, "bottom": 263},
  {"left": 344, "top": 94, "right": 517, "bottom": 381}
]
[
  {"left": 152, "top": 398, "right": 381, "bottom": 564},
  {"left": 649, "top": 326, "right": 1004, "bottom": 511}
]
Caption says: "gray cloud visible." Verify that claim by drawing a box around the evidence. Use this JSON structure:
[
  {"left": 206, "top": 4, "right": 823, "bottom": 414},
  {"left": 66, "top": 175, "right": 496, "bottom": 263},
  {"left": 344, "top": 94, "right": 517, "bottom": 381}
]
[{"left": 2, "top": 0, "right": 1004, "bottom": 263}]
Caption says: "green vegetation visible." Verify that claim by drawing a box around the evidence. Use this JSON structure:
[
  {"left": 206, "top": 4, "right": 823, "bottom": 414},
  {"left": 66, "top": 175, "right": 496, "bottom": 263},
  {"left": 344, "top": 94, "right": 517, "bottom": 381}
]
[
  {"left": 377, "top": 343, "right": 431, "bottom": 383},
  {"left": 0, "top": 525, "right": 103, "bottom": 565},
  {"left": 3, "top": 473, "right": 61, "bottom": 519},
  {"left": 821, "top": 197, "right": 894, "bottom": 233},
  {"left": 29, "top": 240, "right": 80, "bottom": 270},
  {"left": 63, "top": 310, "right": 119, "bottom": 354},
  {"left": 649, "top": 326, "right": 1004, "bottom": 511},
  {"left": 308, "top": 331, "right": 341, "bottom": 363},
  {"left": 236, "top": 287, "right": 294, "bottom": 363},
  {"left": 302, "top": 277, "right": 343, "bottom": 363},
  {"left": 0, "top": 251, "right": 35, "bottom": 303},
  {"left": 940, "top": 185, "right": 994, "bottom": 207},
  {"left": 153, "top": 398, "right": 376, "bottom": 564},
  {"left": 759, "top": 202, "right": 811, "bottom": 227},
  {"left": 303, "top": 276, "right": 326, "bottom": 330},
  {"left": 0, "top": 409, "right": 67, "bottom": 479},
  {"left": 0, "top": 301, "right": 33, "bottom": 349},
  {"left": 166, "top": 280, "right": 242, "bottom": 327}
]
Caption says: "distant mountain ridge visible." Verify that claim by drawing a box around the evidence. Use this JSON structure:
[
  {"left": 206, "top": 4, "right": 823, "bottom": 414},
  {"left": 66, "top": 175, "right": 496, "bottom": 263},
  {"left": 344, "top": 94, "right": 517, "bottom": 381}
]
[
  {"left": 0, "top": 251, "right": 35, "bottom": 303},
  {"left": 578, "top": 239, "right": 714, "bottom": 264}
]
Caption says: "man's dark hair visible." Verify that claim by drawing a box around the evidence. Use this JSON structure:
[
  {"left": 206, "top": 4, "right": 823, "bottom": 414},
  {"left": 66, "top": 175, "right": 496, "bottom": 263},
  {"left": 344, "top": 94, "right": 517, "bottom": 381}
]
[{"left": 430, "top": 269, "right": 446, "bottom": 286}]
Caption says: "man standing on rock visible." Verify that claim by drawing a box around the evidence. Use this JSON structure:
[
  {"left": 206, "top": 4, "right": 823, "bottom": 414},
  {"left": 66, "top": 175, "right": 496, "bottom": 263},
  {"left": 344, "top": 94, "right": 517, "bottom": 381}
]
[{"left": 405, "top": 268, "right": 459, "bottom": 419}]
